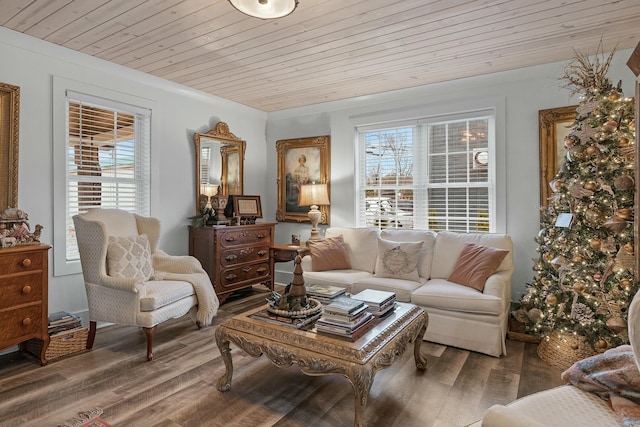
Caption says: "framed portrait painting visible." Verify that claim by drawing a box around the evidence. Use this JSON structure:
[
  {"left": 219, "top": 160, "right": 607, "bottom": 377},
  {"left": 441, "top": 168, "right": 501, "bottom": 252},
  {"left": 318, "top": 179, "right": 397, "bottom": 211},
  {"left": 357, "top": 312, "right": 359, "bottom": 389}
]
[
  {"left": 538, "top": 105, "right": 576, "bottom": 207},
  {"left": 276, "top": 136, "right": 330, "bottom": 224}
]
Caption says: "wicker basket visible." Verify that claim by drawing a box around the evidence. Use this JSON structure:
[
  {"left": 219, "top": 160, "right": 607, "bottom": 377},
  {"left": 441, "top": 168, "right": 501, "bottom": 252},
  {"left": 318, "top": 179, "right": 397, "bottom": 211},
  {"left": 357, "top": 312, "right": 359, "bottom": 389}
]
[
  {"left": 536, "top": 330, "right": 597, "bottom": 371},
  {"left": 24, "top": 328, "right": 88, "bottom": 361}
]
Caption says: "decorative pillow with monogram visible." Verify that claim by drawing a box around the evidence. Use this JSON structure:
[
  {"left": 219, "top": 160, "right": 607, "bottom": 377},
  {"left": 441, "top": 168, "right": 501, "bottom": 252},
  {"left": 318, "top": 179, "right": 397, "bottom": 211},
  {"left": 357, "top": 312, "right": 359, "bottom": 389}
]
[
  {"left": 107, "top": 234, "right": 153, "bottom": 281},
  {"left": 374, "top": 238, "right": 423, "bottom": 282}
]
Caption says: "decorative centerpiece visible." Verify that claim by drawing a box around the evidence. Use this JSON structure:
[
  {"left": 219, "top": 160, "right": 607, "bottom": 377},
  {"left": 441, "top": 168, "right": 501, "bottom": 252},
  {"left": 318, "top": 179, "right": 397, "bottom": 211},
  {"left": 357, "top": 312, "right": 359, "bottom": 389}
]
[{"left": 266, "top": 254, "right": 322, "bottom": 318}]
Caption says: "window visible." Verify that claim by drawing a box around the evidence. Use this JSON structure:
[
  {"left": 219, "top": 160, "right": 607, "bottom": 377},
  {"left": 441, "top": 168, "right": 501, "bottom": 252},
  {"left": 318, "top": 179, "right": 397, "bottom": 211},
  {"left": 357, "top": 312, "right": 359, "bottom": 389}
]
[
  {"left": 64, "top": 91, "right": 151, "bottom": 262},
  {"left": 358, "top": 110, "right": 495, "bottom": 232}
]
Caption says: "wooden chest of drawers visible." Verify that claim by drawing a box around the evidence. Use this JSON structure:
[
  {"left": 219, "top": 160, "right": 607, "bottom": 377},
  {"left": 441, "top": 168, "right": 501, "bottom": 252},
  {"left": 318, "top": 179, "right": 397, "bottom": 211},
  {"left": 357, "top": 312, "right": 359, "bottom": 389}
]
[
  {"left": 189, "top": 223, "right": 275, "bottom": 303},
  {"left": 0, "top": 244, "right": 51, "bottom": 365}
]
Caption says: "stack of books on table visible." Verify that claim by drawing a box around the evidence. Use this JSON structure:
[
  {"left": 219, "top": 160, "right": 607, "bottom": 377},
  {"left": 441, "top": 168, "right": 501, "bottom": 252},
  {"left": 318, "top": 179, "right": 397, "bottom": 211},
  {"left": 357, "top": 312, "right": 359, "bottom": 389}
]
[
  {"left": 305, "top": 284, "right": 346, "bottom": 305},
  {"left": 47, "top": 311, "right": 82, "bottom": 335},
  {"left": 351, "top": 289, "right": 397, "bottom": 317},
  {"left": 315, "top": 296, "right": 375, "bottom": 340}
]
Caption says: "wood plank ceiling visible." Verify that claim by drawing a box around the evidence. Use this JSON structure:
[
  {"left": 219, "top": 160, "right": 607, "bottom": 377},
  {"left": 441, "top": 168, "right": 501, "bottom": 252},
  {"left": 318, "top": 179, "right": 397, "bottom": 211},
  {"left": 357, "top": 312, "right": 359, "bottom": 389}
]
[{"left": 2, "top": 0, "right": 640, "bottom": 112}]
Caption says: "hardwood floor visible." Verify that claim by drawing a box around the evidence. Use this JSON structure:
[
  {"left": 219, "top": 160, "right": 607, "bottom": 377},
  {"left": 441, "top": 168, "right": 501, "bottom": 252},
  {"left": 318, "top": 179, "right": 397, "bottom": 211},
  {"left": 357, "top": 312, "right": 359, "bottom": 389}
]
[{"left": 0, "top": 287, "right": 564, "bottom": 427}]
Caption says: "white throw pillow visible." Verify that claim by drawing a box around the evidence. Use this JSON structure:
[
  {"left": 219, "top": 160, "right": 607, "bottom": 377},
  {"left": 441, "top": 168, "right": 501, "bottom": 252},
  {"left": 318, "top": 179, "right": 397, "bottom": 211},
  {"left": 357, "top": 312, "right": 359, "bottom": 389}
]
[
  {"left": 107, "top": 234, "right": 153, "bottom": 281},
  {"left": 374, "top": 238, "right": 423, "bottom": 282}
]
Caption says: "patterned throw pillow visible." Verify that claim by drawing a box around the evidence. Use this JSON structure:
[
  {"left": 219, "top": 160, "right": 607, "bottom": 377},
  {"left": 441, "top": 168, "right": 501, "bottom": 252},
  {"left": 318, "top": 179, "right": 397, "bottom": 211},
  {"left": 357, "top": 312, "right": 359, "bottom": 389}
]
[
  {"left": 107, "top": 234, "right": 153, "bottom": 281},
  {"left": 374, "top": 238, "right": 423, "bottom": 282}
]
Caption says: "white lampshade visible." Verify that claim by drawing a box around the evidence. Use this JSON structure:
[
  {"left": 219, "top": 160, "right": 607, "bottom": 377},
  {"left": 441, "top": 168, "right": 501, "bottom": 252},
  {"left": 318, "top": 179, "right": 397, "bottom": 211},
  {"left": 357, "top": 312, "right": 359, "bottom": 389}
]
[
  {"left": 228, "top": 0, "right": 298, "bottom": 19},
  {"left": 202, "top": 185, "right": 218, "bottom": 197},
  {"left": 298, "top": 183, "right": 330, "bottom": 207}
]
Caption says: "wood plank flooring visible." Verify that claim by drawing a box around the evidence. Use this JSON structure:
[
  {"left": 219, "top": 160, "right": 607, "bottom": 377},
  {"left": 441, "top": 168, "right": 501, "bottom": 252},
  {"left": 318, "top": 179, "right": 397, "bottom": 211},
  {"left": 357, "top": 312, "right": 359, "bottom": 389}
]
[{"left": 0, "top": 287, "right": 564, "bottom": 427}]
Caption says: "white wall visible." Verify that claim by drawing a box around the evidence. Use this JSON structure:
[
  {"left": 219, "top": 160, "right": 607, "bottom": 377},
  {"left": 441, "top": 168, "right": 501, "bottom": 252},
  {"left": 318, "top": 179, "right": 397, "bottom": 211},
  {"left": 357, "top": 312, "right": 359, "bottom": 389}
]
[
  {"left": 266, "top": 48, "right": 637, "bottom": 301},
  {"left": 0, "top": 28, "right": 267, "bottom": 317}
]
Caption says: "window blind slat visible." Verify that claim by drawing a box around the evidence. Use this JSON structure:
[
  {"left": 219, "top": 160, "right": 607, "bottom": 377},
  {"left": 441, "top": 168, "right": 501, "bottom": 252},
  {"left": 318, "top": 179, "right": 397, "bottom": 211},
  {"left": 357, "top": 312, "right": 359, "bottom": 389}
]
[
  {"left": 65, "top": 97, "right": 151, "bottom": 261},
  {"left": 358, "top": 111, "right": 494, "bottom": 232}
]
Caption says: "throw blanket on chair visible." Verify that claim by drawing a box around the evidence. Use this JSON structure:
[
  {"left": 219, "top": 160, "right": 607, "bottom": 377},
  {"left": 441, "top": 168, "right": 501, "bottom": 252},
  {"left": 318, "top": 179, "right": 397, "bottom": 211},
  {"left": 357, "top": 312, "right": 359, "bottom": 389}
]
[
  {"left": 561, "top": 344, "right": 640, "bottom": 426},
  {"left": 152, "top": 250, "right": 219, "bottom": 326}
]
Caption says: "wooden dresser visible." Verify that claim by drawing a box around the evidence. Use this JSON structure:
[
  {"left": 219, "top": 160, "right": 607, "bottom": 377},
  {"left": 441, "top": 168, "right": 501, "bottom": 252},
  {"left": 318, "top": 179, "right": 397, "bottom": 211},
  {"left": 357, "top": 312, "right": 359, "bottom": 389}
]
[
  {"left": 0, "top": 244, "right": 51, "bottom": 365},
  {"left": 189, "top": 223, "right": 275, "bottom": 303}
]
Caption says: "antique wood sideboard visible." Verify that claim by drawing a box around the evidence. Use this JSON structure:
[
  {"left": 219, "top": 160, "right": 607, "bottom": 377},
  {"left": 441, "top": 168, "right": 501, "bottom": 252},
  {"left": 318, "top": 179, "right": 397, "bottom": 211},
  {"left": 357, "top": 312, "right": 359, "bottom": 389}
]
[
  {"left": 189, "top": 223, "right": 275, "bottom": 303},
  {"left": 0, "top": 244, "right": 51, "bottom": 365}
]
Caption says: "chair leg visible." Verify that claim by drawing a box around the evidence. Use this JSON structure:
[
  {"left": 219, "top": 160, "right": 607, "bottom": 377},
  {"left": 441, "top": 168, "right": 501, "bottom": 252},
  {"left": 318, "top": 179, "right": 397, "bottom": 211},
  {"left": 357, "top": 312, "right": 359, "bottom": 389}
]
[
  {"left": 143, "top": 325, "right": 157, "bottom": 361},
  {"left": 86, "top": 321, "right": 97, "bottom": 349}
]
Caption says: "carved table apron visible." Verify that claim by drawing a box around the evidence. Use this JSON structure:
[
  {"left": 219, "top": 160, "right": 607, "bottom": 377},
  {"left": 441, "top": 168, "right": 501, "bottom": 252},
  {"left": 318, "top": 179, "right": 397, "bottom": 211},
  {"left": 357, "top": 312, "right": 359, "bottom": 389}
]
[{"left": 215, "top": 302, "right": 428, "bottom": 427}]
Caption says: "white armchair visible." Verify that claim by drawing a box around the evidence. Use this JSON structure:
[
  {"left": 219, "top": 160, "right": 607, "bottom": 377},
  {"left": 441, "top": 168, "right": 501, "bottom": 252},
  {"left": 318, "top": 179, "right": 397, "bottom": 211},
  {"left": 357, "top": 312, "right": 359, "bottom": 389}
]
[{"left": 73, "top": 208, "right": 219, "bottom": 361}]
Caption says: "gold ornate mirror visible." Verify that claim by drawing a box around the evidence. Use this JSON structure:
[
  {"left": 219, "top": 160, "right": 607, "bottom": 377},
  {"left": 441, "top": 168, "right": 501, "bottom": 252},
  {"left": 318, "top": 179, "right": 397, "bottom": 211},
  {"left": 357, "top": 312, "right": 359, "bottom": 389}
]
[
  {"left": 0, "top": 82, "right": 19, "bottom": 212},
  {"left": 194, "top": 122, "right": 245, "bottom": 214}
]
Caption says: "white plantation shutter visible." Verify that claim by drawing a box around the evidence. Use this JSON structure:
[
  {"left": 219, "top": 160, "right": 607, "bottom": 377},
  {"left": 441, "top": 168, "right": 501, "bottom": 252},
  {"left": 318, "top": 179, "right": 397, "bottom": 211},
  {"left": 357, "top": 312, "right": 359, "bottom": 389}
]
[
  {"left": 357, "top": 110, "right": 495, "bottom": 232},
  {"left": 65, "top": 91, "right": 151, "bottom": 261}
]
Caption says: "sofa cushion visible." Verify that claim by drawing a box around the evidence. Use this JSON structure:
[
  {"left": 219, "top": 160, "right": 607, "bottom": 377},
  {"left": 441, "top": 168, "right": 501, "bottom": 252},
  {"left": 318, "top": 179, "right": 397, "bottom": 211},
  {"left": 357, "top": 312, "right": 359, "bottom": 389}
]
[
  {"left": 325, "top": 227, "right": 378, "bottom": 273},
  {"left": 381, "top": 229, "right": 437, "bottom": 279},
  {"left": 303, "top": 269, "right": 374, "bottom": 294},
  {"left": 351, "top": 277, "right": 425, "bottom": 303},
  {"left": 374, "top": 238, "right": 423, "bottom": 282},
  {"left": 448, "top": 243, "right": 509, "bottom": 291},
  {"left": 431, "top": 230, "right": 513, "bottom": 279},
  {"left": 307, "top": 235, "right": 351, "bottom": 271},
  {"left": 107, "top": 234, "right": 153, "bottom": 281},
  {"left": 411, "top": 278, "right": 504, "bottom": 315}
]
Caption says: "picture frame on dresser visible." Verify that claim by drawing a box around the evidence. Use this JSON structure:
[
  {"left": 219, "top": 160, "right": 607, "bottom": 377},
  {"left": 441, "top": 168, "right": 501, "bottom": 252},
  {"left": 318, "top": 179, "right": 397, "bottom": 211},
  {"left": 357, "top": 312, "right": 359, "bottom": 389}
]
[
  {"left": 234, "top": 195, "right": 262, "bottom": 218},
  {"left": 276, "top": 135, "right": 330, "bottom": 224}
]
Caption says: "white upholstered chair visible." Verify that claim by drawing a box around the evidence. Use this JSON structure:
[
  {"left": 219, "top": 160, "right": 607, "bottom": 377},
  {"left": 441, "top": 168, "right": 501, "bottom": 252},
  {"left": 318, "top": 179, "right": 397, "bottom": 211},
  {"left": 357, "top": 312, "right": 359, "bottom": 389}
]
[{"left": 73, "top": 208, "right": 219, "bottom": 361}]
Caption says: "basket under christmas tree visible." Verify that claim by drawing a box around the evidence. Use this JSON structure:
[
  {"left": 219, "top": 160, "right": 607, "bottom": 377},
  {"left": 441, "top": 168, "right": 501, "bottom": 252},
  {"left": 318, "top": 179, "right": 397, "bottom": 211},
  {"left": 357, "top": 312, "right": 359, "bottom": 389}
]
[{"left": 536, "top": 330, "right": 596, "bottom": 370}]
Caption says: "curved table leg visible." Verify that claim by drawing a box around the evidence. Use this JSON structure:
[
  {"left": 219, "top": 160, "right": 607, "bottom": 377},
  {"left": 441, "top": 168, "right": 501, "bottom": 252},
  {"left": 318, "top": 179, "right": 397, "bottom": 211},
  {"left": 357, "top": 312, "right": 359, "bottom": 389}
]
[
  {"left": 215, "top": 327, "right": 233, "bottom": 392},
  {"left": 414, "top": 315, "right": 428, "bottom": 370},
  {"left": 346, "top": 364, "right": 375, "bottom": 427}
]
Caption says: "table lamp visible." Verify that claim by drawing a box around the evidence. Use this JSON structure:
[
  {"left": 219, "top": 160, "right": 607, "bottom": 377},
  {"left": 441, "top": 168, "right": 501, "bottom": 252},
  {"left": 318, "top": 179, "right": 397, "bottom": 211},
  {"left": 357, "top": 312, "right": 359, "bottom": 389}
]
[{"left": 298, "top": 183, "right": 330, "bottom": 242}]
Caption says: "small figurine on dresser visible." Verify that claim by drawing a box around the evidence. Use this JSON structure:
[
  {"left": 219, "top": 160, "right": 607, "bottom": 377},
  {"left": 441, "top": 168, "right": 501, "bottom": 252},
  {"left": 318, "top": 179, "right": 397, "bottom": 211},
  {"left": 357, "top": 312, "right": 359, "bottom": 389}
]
[{"left": 0, "top": 207, "right": 43, "bottom": 247}]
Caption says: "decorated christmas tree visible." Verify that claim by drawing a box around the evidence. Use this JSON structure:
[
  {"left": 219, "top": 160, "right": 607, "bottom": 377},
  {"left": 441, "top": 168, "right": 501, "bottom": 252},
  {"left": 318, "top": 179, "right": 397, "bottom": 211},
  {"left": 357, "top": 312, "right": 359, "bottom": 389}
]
[{"left": 518, "top": 46, "right": 638, "bottom": 358}]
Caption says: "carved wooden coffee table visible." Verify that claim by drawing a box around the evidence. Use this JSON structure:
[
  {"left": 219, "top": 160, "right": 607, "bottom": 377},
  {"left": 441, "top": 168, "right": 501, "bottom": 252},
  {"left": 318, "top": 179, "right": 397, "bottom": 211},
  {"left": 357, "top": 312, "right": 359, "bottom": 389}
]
[{"left": 215, "top": 302, "right": 428, "bottom": 427}]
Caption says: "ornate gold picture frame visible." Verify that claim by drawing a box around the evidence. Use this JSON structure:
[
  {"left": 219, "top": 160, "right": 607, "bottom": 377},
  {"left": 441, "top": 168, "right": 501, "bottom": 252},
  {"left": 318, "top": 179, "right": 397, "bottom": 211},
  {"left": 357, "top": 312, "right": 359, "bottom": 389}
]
[
  {"left": 0, "top": 82, "right": 19, "bottom": 212},
  {"left": 276, "top": 136, "right": 330, "bottom": 224},
  {"left": 538, "top": 105, "right": 576, "bottom": 207}
]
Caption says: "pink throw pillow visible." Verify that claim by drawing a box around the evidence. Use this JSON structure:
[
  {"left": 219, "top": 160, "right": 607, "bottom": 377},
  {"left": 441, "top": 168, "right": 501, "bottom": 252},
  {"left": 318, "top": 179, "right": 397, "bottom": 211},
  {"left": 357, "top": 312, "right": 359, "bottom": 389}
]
[
  {"left": 448, "top": 243, "right": 508, "bottom": 291},
  {"left": 308, "top": 235, "right": 351, "bottom": 271}
]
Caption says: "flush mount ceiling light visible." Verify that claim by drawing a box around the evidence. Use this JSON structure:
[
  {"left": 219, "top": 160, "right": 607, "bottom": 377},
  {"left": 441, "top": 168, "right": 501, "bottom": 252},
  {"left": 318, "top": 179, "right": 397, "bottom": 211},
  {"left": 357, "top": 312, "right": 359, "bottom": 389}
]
[{"left": 228, "top": 0, "right": 299, "bottom": 19}]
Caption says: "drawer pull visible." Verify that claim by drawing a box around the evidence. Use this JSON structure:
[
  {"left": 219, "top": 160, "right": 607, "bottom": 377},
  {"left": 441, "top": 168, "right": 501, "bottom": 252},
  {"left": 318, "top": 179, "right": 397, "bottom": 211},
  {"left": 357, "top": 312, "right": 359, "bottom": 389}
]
[
  {"left": 243, "top": 267, "right": 251, "bottom": 273},
  {"left": 257, "top": 250, "right": 267, "bottom": 256},
  {"left": 225, "top": 274, "right": 238, "bottom": 281},
  {"left": 256, "top": 267, "right": 267, "bottom": 274},
  {"left": 22, "top": 258, "right": 32, "bottom": 267},
  {"left": 22, "top": 285, "right": 32, "bottom": 294},
  {"left": 225, "top": 236, "right": 236, "bottom": 242},
  {"left": 257, "top": 233, "right": 265, "bottom": 239},
  {"left": 22, "top": 317, "right": 32, "bottom": 326},
  {"left": 225, "top": 254, "right": 238, "bottom": 261}
]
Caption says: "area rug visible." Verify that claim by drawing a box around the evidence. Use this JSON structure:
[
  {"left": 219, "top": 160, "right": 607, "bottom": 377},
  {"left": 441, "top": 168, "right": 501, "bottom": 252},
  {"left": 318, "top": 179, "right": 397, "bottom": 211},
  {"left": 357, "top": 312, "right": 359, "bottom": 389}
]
[{"left": 58, "top": 407, "right": 111, "bottom": 427}]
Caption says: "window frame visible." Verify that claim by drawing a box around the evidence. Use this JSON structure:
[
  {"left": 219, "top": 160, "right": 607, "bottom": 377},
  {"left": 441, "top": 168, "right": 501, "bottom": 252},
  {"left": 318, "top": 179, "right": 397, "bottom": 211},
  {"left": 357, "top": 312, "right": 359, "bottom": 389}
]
[
  {"left": 53, "top": 77, "right": 157, "bottom": 276},
  {"left": 356, "top": 104, "right": 501, "bottom": 233}
]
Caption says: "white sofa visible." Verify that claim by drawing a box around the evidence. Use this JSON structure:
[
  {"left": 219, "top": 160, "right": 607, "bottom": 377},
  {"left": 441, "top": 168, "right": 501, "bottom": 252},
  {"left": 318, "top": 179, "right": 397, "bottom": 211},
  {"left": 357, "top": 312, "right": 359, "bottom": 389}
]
[{"left": 301, "top": 227, "right": 514, "bottom": 357}]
